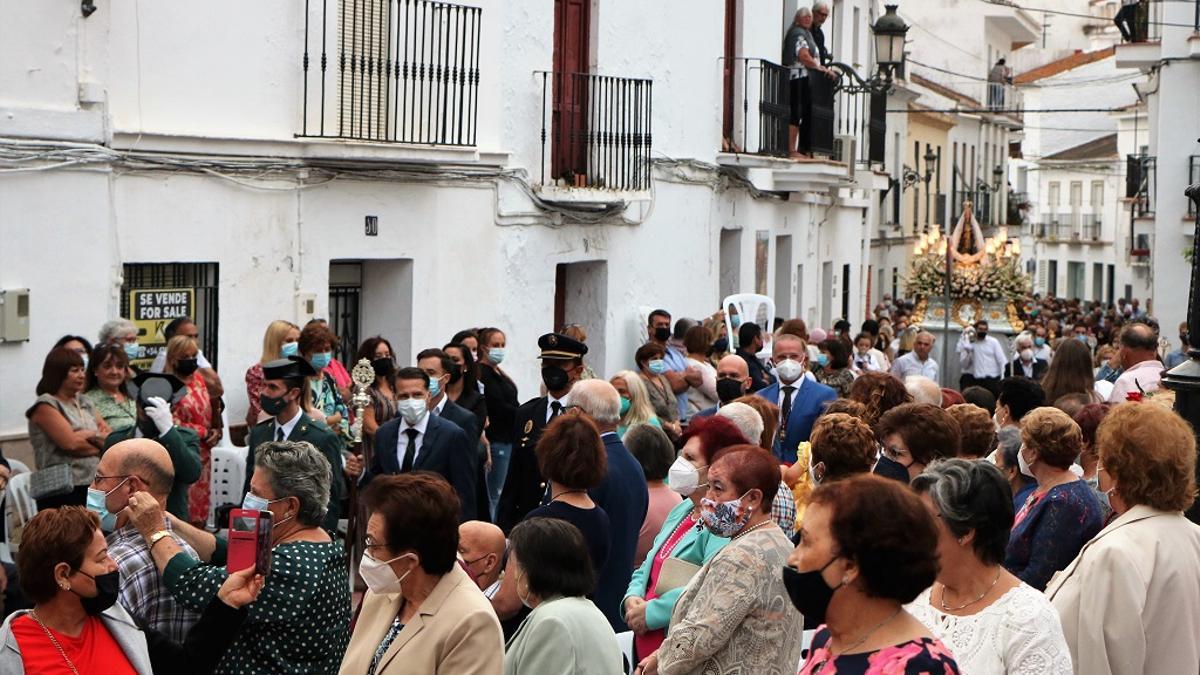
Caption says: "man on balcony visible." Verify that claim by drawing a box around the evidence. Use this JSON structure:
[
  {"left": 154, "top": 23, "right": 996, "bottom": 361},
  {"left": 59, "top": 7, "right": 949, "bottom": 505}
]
[
  {"left": 811, "top": 1, "right": 832, "bottom": 65},
  {"left": 988, "top": 59, "right": 1011, "bottom": 110},
  {"left": 1114, "top": 0, "right": 1140, "bottom": 42}
]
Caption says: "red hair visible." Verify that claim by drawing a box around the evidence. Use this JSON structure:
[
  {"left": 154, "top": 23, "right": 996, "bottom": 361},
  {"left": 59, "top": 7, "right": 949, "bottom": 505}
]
[{"left": 680, "top": 414, "right": 749, "bottom": 464}]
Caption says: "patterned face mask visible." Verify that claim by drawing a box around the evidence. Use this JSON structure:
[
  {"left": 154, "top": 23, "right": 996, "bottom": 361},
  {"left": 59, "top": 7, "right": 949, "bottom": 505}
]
[{"left": 699, "top": 492, "right": 752, "bottom": 537}]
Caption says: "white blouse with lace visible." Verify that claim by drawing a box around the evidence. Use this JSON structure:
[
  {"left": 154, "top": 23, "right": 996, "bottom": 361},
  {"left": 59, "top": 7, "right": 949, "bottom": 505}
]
[{"left": 907, "top": 582, "right": 1073, "bottom": 675}]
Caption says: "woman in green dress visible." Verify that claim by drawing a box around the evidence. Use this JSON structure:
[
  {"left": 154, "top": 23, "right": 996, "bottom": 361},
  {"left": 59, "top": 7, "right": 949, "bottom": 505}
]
[{"left": 84, "top": 343, "right": 137, "bottom": 432}]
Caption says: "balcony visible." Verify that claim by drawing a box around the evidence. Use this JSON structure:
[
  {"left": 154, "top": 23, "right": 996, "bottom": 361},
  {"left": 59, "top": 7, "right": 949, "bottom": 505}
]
[
  {"left": 1081, "top": 213, "right": 1102, "bottom": 241},
  {"left": 296, "top": 0, "right": 482, "bottom": 150},
  {"left": 954, "top": 189, "right": 995, "bottom": 226},
  {"left": 1036, "top": 213, "right": 1102, "bottom": 241},
  {"left": 1126, "top": 154, "right": 1156, "bottom": 218},
  {"left": 535, "top": 72, "right": 653, "bottom": 195},
  {"left": 1115, "top": 0, "right": 1163, "bottom": 68}
]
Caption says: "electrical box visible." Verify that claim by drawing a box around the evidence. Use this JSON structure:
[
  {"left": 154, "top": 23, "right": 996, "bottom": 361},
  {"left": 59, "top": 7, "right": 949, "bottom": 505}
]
[
  {"left": 0, "top": 289, "right": 30, "bottom": 343},
  {"left": 295, "top": 292, "right": 317, "bottom": 325}
]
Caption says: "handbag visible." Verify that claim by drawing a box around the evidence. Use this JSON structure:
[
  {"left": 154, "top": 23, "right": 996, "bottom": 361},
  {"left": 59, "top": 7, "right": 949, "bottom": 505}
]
[
  {"left": 653, "top": 558, "right": 702, "bottom": 596},
  {"left": 29, "top": 463, "right": 75, "bottom": 500}
]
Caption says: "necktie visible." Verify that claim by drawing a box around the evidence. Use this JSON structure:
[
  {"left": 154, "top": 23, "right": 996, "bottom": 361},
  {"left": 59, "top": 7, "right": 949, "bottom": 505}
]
[
  {"left": 401, "top": 428, "right": 419, "bottom": 473},
  {"left": 550, "top": 400, "right": 563, "bottom": 419},
  {"left": 276, "top": 426, "right": 285, "bottom": 442},
  {"left": 781, "top": 385, "right": 796, "bottom": 428}
]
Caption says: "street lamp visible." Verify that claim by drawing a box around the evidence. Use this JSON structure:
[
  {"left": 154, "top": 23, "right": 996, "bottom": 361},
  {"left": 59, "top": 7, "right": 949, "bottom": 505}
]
[
  {"left": 924, "top": 145, "right": 938, "bottom": 231},
  {"left": 1163, "top": 177, "right": 1200, "bottom": 522},
  {"left": 993, "top": 164, "right": 1005, "bottom": 226},
  {"left": 873, "top": 5, "right": 910, "bottom": 73}
]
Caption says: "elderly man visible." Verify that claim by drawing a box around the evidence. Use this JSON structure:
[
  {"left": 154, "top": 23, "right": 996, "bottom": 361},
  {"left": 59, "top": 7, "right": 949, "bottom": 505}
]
[
  {"left": 91, "top": 438, "right": 200, "bottom": 641},
  {"left": 756, "top": 333, "right": 836, "bottom": 463},
  {"left": 1005, "top": 333, "right": 1048, "bottom": 380},
  {"left": 1110, "top": 322, "right": 1164, "bottom": 403},
  {"left": 458, "top": 521, "right": 506, "bottom": 599},
  {"left": 905, "top": 376, "right": 943, "bottom": 407},
  {"left": 570, "top": 379, "right": 648, "bottom": 631},
  {"left": 811, "top": 0, "right": 832, "bottom": 64},
  {"left": 891, "top": 331, "right": 938, "bottom": 381}
]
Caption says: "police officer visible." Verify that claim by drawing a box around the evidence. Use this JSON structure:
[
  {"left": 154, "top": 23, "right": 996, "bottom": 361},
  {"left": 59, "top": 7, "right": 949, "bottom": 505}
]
[
  {"left": 495, "top": 333, "right": 587, "bottom": 533},
  {"left": 243, "top": 355, "right": 345, "bottom": 533}
]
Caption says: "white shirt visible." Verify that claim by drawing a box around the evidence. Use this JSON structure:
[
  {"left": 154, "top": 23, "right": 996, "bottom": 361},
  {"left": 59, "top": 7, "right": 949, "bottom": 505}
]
[
  {"left": 1013, "top": 358, "right": 1037, "bottom": 379},
  {"left": 890, "top": 351, "right": 939, "bottom": 381},
  {"left": 396, "top": 412, "right": 431, "bottom": 468},
  {"left": 1109, "top": 359, "right": 1164, "bottom": 403},
  {"left": 776, "top": 377, "right": 805, "bottom": 411},
  {"left": 852, "top": 350, "right": 885, "bottom": 373},
  {"left": 1033, "top": 344, "right": 1053, "bottom": 362},
  {"left": 908, "top": 583, "right": 1074, "bottom": 674},
  {"left": 273, "top": 407, "right": 303, "bottom": 441},
  {"left": 958, "top": 334, "right": 1008, "bottom": 379},
  {"left": 545, "top": 393, "right": 570, "bottom": 423},
  {"left": 149, "top": 349, "right": 212, "bottom": 374},
  {"left": 432, "top": 395, "right": 447, "bottom": 416}
]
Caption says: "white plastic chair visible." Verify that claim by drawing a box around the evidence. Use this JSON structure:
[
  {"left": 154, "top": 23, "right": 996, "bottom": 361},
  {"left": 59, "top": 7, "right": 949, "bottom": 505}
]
[
  {"left": 208, "top": 446, "right": 248, "bottom": 530},
  {"left": 723, "top": 293, "right": 776, "bottom": 358},
  {"left": 4, "top": 472, "right": 37, "bottom": 561},
  {"left": 615, "top": 630, "right": 635, "bottom": 674},
  {"left": 7, "top": 459, "right": 30, "bottom": 476},
  {"left": 797, "top": 629, "right": 816, "bottom": 668}
]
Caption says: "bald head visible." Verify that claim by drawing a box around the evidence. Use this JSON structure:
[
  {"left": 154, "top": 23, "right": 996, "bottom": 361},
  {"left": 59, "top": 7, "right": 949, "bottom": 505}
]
[
  {"left": 715, "top": 354, "right": 752, "bottom": 403},
  {"left": 458, "top": 521, "right": 506, "bottom": 590},
  {"left": 101, "top": 438, "right": 175, "bottom": 499},
  {"left": 905, "top": 376, "right": 943, "bottom": 407}
]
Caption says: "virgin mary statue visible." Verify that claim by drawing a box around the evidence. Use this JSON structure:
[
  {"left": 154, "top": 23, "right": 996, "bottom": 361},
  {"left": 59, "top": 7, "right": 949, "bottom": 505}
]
[{"left": 949, "top": 200, "right": 986, "bottom": 265}]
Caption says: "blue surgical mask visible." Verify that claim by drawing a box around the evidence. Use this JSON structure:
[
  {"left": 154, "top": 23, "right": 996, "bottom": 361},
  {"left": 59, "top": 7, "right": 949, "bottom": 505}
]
[
  {"left": 429, "top": 377, "right": 442, "bottom": 398},
  {"left": 281, "top": 342, "right": 300, "bottom": 358},
  {"left": 310, "top": 351, "right": 333, "bottom": 369},
  {"left": 619, "top": 397, "right": 632, "bottom": 416},
  {"left": 87, "top": 478, "right": 130, "bottom": 533},
  {"left": 648, "top": 359, "right": 667, "bottom": 375},
  {"left": 488, "top": 348, "right": 506, "bottom": 365},
  {"left": 123, "top": 342, "right": 139, "bottom": 361},
  {"left": 816, "top": 354, "right": 829, "bottom": 367},
  {"left": 242, "top": 491, "right": 285, "bottom": 512},
  {"left": 1034, "top": 337, "right": 1045, "bottom": 347}
]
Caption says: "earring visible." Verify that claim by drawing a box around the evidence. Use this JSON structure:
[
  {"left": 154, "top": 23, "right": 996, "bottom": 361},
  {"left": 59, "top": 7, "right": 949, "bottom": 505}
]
[{"left": 957, "top": 537, "right": 965, "bottom": 546}]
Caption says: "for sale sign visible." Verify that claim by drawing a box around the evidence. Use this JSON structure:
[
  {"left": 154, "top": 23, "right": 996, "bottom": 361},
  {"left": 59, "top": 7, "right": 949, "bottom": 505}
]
[{"left": 128, "top": 288, "right": 194, "bottom": 369}]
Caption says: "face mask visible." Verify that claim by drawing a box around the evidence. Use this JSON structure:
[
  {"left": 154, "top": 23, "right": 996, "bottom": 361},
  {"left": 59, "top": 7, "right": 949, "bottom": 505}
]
[
  {"left": 310, "top": 352, "right": 333, "bottom": 369},
  {"left": 541, "top": 366, "right": 570, "bottom": 392},
  {"left": 872, "top": 454, "right": 911, "bottom": 484},
  {"left": 359, "top": 552, "right": 416, "bottom": 595},
  {"left": 175, "top": 358, "right": 199, "bottom": 377},
  {"left": 242, "top": 491, "right": 285, "bottom": 512},
  {"left": 700, "top": 493, "right": 752, "bottom": 537},
  {"left": 448, "top": 364, "right": 462, "bottom": 384},
  {"left": 668, "top": 456, "right": 705, "bottom": 496},
  {"left": 488, "top": 348, "right": 506, "bottom": 365},
  {"left": 281, "top": 342, "right": 300, "bottom": 358},
  {"left": 1019, "top": 349, "right": 1033, "bottom": 362},
  {"left": 976, "top": 331, "right": 988, "bottom": 340},
  {"left": 86, "top": 478, "right": 129, "bottom": 533},
  {"left": 1018, "top": 447, "right": 1036, "bottom": 478},
  {"left": 371, "top": 357, "right": 394, "bottom": 378},
  {"left": 716, "top": 378, "right": 745, "bottom": 404},
  {"left": 816, "top": 354, "right": 829, "bottom": 368},
  {"left": 72, "top": 570, "right": 121, "bottom": 616},
  {"left": 782, "top": 558, "right": 843, "bottom": 624},
  {"left": 648, "top": 359, "right": 667, "bottom": 375},
  {"left": 775, "top": 358, "right": 803, "bottom": 383},
  {"left": 731, "top": 315, "right": 743, "bottom": 329},
  {"left": 809, "top": 461, "right": 825, "bottom": 486},
  {"left": 259, "top": 391, "right": 290, "bottom": 417},
  {"left": 712, "top": 337, "right": 729, "bottom": 353},
  {"left": 429, "top": 377, "right": 443, "bottom": 398},
  {"left": 619, "top": 397, "right": 632, "bottom": 416},
  {"left": 123, "top": 342, "right": 140, "bottom": 361},
  {"left": 396, "top": 398, "right": 428, "bottom": 425},
  {"left": 1034, "top": 337, "right": 1046, "bottom": 347},
  {"left": 653, "top": 327, "right": 671, "bottom": 342}
]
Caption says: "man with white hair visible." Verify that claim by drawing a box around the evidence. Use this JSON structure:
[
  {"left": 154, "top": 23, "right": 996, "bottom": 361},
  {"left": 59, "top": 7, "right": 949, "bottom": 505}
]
[
  {"left": 811, "top": 0, "right": 832, "bottom": 64},
  {"left": 905, "top": 375, "right": 944, "bottom": 407},
  {"left": 570, "top": 379, "right": 648, "bottom": 632},
  {"left": 1004, "top": 333, "right": 1048, "bottom": 381},
  {"left": 891, "top": 330, "right": 939, "bottom": 381}
]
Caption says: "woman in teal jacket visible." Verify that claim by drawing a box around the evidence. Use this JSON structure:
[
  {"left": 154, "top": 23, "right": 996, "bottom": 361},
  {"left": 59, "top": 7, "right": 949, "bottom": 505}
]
[{"left": 621, "top": 415, "right": 742, "bottom": 659}]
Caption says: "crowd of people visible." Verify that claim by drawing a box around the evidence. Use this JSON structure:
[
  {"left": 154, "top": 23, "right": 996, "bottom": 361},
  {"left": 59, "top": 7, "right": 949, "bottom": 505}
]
[{"left": 4, "top": 293, "right": 1198, "bottom": 674}]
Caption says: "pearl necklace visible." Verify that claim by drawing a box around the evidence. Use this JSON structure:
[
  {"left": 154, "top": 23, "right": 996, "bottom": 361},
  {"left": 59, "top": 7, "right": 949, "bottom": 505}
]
[{"left": 730, "top": 519, "right": 774, "bottom": 541}]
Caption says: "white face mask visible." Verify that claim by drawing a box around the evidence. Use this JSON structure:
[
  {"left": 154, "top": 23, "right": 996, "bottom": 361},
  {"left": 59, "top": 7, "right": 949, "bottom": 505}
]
[
  {"left": 1020, "top": 348, "right": 1033, "bottom": 362},
  {"left": 359, "top": 552, "right": 416, "bottom": 595},
  {"left": 397, "top": 398, "right": 428, "bottom": 425},
  {"left": 775, "top": 358, "right": 804, "bottom": 384},
  {"left": 1018, "top": 447, "right": 1036, "bottom": 479},
  {"left": 668, "top": 456, "right": 705, "bottom": 496}
]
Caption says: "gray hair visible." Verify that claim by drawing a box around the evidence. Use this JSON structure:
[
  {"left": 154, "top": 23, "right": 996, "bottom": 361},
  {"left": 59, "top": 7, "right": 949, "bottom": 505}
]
[
  {"left": 795, "top": 6, "right": 812, "bottom": 19},
  {"left": 1014, "top": 333, "right": 1033, "bottom": 350},
  {"left": 717, "top": 402, "right": 763, "bottom": 447},
  {"left": 812, "top": 0, "right": 830, "bottom": 12},
  {"left": 99, "top": 318, "right": 137, "bottom": 344},
  {"left": 255, "top": 441, "right": 332, "bottom": 526},
  {"left": 911, "top": 458, "right": 1013, "bottom": 565},
  {"left": 570, "top": 379, "right": 621, "bottom": 426},
  {"left": 905, "top": 376, "right": 943, "bottom": 407},
  {"left": 996, "top": 426, "right": 1022, "bottom": 468}
]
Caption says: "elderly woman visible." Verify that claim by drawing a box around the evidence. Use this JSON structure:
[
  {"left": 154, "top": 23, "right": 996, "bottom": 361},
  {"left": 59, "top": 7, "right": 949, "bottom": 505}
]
[
  {"left": 163, "top": 335, "right": 214, "bottom": 526},
  {"left": 84, "top": 343, "right": 137, "bottom": 432},
  {"left": 244, "top": 320, "right": 300, "bottom": 426},
  {"left": 908, "top": 459, "right": 1072, "bottom": 673},
  {"left": 1047, "top": 403, "right": 1200, "bottom": 674},
  {"left": 993, "top": 426, "right": 1035, "bottom": 511},
  {"left": 717, "top": 399, "right": 797, "bottom": 533},
  {"left": 793, "top": 474, "right": 960, "bottom": 673},
  {"left": 339, "top": 473, "right": 503, "bottom": 674},
  {"left": 0, "top": 506, "right": 264, "bottom": 675},
  {"left": 611, "top": 370, "right": 663, "bottom": 437},
  {"left": 624, "top": 425, "right": 683, "bottom": 567},
  {"left": 99, "top": 318, "right": 141, "bottom": 363},
  {"left": 847, "top": 371, "right": 912, "bottom": 426},
  {"left": 1003, "top": 407, "right": 1103, "bottom": 591},
  {"left": 637, "top": 445, "right": 802, "bottom": 675},
  {"left": 503, "top": 517, "right": 622, "bottom": 673},
  {"left": 126, "top": 441, "right": 351, "bottom": 673},
  {"left": 27, "top": 347, "right": 109, "bottom": 510},
  {"left": 634, "top": 342, "right": 681, "bottom": 437},
  {"left": 623, "top": 415, "right": 741, "bottom": 660},
  {"left": 946, "top": 402, "right": 997, "bottom": 459},
  {"left": 873, "top": 402, "right": 961, "bottom": 484}
]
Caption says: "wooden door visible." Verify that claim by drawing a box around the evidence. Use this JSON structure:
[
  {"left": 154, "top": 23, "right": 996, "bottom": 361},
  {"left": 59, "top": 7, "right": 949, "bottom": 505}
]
[
  {"left": 553, "top": 0, "right": 590, "bottom": 183},
  {"left": 721, "top": 0, "right": 737, "bottom": 147}
]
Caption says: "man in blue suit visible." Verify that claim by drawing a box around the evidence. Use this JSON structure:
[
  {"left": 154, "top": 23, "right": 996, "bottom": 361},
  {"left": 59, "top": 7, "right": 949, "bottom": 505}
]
[
  {"left": 357, "top": 366, "right": 477, "bottom": 521},
  {"left": 572, "top": 379, "right": 648, "bottom": 632},
  {"left": 756, "top": 333, "right": 836, "bottom": 464}
]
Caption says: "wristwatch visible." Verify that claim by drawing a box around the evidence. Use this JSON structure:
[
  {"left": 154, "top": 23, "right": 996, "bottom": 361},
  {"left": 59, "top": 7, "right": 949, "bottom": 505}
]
[{"left": 148, "top": 530, "right": 173, "bottom": 549}]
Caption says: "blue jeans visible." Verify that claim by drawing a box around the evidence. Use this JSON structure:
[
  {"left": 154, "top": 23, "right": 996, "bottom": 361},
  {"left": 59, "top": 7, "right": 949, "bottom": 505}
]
[{"left": 486, "top": 442, "right": 513, "bottom": 520}]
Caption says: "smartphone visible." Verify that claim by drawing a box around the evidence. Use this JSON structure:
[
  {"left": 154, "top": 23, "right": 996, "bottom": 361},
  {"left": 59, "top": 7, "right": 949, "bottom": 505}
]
[{"left": 227, "top": 508, "right": 273, "bottom": 575}]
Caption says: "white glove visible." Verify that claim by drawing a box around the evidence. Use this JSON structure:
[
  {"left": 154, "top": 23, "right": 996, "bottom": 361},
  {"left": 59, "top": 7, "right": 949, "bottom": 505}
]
[{"left": 144, "top": 396, "right": 175, "bottom": 436}]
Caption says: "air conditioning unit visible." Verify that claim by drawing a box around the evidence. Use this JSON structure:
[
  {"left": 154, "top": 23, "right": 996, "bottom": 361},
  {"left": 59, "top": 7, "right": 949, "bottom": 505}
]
[{"left": 834, "top": 135, "right": 857, "bottom": 179}]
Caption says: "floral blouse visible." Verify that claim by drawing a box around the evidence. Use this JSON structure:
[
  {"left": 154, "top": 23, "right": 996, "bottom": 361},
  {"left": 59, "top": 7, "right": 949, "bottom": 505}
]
[
  {"left": 800, "top": 628, "right": 961, "bottom": 675},
  {"left": 84, "top": 387, "right": 137, "bottom": 432},
  {"left": 816, "top": 368, "right": 855, "bottom": 398},
  {"left": 310, "top": 372, "right": 350, "bottom": 444},
  {"left": 244, "top": 363, "right": 266, "bottom": 424}
]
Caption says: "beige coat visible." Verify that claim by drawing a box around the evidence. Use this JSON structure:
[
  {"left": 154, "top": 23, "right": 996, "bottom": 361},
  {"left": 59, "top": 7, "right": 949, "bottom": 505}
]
[
  {"left": 339, "top": 565, "right": 504, "bottom": 675},
  {"left": 1046, "top": 504, "right": 1200, "bottom": 675}
]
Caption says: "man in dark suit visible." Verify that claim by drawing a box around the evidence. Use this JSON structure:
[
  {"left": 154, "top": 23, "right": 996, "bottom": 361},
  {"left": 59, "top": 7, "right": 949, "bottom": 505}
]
[
  {"left": 418, "top": 348, "right": 490, "bottom": 522},
  {"left": 571, "top": 379, "right": 649, "bottom": 631},
  {"left": 1004, "top": 334, "right": 1049, "bottom": 381},
  {"left": 104, "top": 372, "right": 201, "bottom": 521},
  {"left": 356, "top": 366, "right": 477, "bottom": 522},
  {"left": 756, "top": 334, "right": 836, "bottom": 464},
  {"left": 736, "top": 322, "right": 775, "bottom": 392},
  {"left": 496, "top": 332, "right": 588, "bottom": 533},
  {"left": 243, "top": 356, "right": 345, "bottom": 532}
]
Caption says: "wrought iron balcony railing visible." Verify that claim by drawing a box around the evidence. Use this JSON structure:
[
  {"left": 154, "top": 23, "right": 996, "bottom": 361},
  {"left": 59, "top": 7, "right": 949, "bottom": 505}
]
[
  {"left": 1126, "top": 154, "right": 1156, "bottom": 217},
  {"left": 298, "top": 0, "right": 482, "bottom": 146},
  {"left": 1190, "top": 155, "right": 1200, "bottom": 217}
]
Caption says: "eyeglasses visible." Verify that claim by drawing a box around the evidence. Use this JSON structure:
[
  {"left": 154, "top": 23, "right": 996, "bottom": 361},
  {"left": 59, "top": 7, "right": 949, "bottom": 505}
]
[
  {"left": 91, "top": 473, "right": 131, "bottom": 486},
  {"left": 364, "top": 537, "right": 390, "bottom": 550}
]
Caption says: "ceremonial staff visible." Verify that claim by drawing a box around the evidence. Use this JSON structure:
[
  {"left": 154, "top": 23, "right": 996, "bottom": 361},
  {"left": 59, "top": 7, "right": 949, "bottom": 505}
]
[{"left": 347, "top": 358, "right": 374, "bottom": 551}]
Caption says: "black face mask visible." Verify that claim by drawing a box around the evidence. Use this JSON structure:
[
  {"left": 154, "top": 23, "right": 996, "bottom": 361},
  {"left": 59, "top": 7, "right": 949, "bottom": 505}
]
[
  {"left": 541, "top": 366, "right": 570, "bottom": 393},
  {"left": 137, "top": 416, "right": 160, "bottom": 438},
  {"left": 873, "top": 454, "right": 912, "bottom": 484},
  {"left": 712, "top": 337, "right": 729, "bottom": 353},
  {"left": 716, "top": 378, "right": 746, "bottom": 404},
  {"left": 653, "top": 327, "right": 671, "bottom": 342},
  {"left": 448, "top": 363, "right": 463, "bottom": 384},
  {"left": 782, "top": 559, "right": 842, "bottom": 625},
  {"left": 371, "top": 357, "right": 394, "bottom": 378},
  {"left": 175, "top": 358, "right": 199, "bottom": 377},
  {"left": 260, "top": 392, "right": 289, "bottom": 417},
  {"left": 73, "top": 570, "right": 120, "bottom": 616},
  {"left": 975, "top": 331, "right": 988, "bottom": 341}
]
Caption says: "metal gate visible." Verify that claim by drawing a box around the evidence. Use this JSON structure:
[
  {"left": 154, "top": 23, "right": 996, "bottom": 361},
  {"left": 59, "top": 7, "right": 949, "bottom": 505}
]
[
  {"left": 329, "top": 263, "right": 363, "bottom": 368},
  {"left": 120, "top": 263, "right": 220, "bottom": 368}
]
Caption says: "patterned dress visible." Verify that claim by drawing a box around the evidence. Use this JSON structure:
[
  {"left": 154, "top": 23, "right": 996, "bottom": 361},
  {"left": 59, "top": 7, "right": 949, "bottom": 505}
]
[
  {"left": 173, "top": 371, "right": 212, "bottom": 525},
  {"left": 244, "top": 363, "right": 266, "bottom": 424},
  {"left": 800, "top": 631, "right": 961, "bottom": 674},
  {"left": 1003, "top": 480, "right": 1103, "bottom": 591},
  {"left": 84, "top": 387, "right": 137, "bottom": 432},
  {"left": 816, "top": 367, "right": 855, "bottom": 398},
  {"left": 310, "top": 372, "right": 351, "bottom": 446}
]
